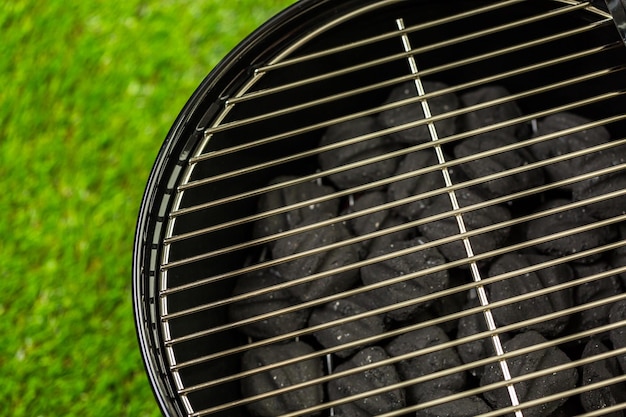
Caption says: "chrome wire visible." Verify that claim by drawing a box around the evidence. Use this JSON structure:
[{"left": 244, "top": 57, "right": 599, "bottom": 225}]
[
  {"left": 188, "top": 320, "right": 626, "bottom": 416},
  {"left": 170, "top": 245, "right": 626, "bottom": 362},
  {"left": 162, "top": 144, "right": 626, "bottom": 276},
  {"left": 224, "top": 1, "right": 595, "bottom": 105},
  {"left": 164, "top": 209, "right": 626, "bottom": 343}
]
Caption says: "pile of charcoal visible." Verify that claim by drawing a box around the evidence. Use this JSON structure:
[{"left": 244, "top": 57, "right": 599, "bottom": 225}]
[{"left": 228, "top": 81, "right": 626, "bottom": 416}]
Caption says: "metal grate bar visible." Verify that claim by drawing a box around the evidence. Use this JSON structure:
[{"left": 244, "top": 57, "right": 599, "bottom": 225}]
[
  {"left": 172, "top": 112, "right": 626, "bottom": 237},
  {"left": 181, "top": 81, "right": 624, "bottom": 225},
  {"left": 574, "top": 402, "right": 626, "bottom": 416},
  {"left": 164, "top": 210, "right": 626, "bottom": 344},
  {"left": 226, "top": 1, "right": 599, "bottom": 105},
  {"left": 166, "top": 132, "right": 626, "bottom": 258},
  {"left": 475, "top": 373, "right": 626, "bottom": 417},
  {"left": 183, "top": 81, "right": 623, "bottom": 193},
  {"left": 398, "top": 16, "right": 522, "bottom": 415},
  {"left": 162, "top": 152, "right": 626, "bottom": 276},
  {"left": 171, "top": 249, "right": 626, "bottom": 372},
  {"left": 188, "top": 323, "right": 626, "bottom": 416},
  {"left": 293, "top": 349, "right": 626, "bottom": 417},
  {"left": 255, "top": 0, "right": 529, "bottom": 73},
  {"left": 172, "top": 255, "right": 626, "bottom": 384},
  {"left": 198, "top": 41, "right": 619, "bottom": 162},
  {"left": 391, "top": 372, "right": 626, "bottom": 417},
  {"left": 185, "top": 306, "right": 626, "bottom": 405},
  {"left": 192, "top": 32, "right": 617, "bottom": 167},
  {"left": 173, "top": 261, "right": 626, "bottom": 383},
  {"left": 172, "top": 261, "right": 626, "bottom": 379},
  {"left": 161, "top": 164, "right": 626, "bottom": 305},
  {"left": 163, "top": 162, "right": 626, "bottom": 300}
]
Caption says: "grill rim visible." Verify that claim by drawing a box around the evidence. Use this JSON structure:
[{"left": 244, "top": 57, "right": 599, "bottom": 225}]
[{"left": 131, "top": 0, "right": 334, "bottom": 414}]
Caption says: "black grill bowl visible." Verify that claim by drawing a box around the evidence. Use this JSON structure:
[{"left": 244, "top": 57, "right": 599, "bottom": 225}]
[{"left": 133, "top": 1, "right": 626, "bottom": 416}]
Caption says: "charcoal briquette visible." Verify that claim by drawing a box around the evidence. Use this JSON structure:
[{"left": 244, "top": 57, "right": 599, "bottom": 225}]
[
  {"left": 360, "top": 236, "right": 449, "bottom": 322},
  {"left": 377, "top": 80, "right": 459, "bottom": 145},
  {"left": 385, "top": 326, "right": 467, "bottom": 404},
  {"left": 329, "top": 401, "right": 371, "bottom": 417},
  {"left": 318, "top": 116, "right": 401, "bottom": 190},
  {"left": 308, "top": 296, "right": 385, "bottom": 358},
  {"left": 480, "top": 331, "right": 578, "bottom": 417},
  {"left": 345, "top": 191, "right": 413, "bottom": 255},
  {"left": 228, "top": 269, "right": 310, "bottom": 339},
  {"left": 366, "top": 215, "right": 416, "bottom": 255},
  {"left": 580, "top": 339, "right": 626, "bottom": 416},
  {"left": 453, "top": 132, "right": 544, "bottom": 198},
  {"left": 487, "top": 252, "right": 574, "bottom": 337},
  {"left": 529, "top": 112, "right": 611, "bottom": 189},
  {"left": 387, "top": 149, "right": 446, "bottom": 220},
  {"left": 609, "top": 300, "right": 626, "bottom": 373},
  {"left": 272, "top": 213, "right": 360, "bottom": 301},
  {"left": 459, "top": 85, "right": 525, "bottom": 137},
  {"left": 526, "top": 198, "right": 617, "bottom": 263},
  {"left": 429, "top": 269, "right": 472, "bottom": 335},
  {"left": 254, "top": 175, "right": 339, "bottom": 239},
  {"left": 415, "top": 390, "right": 492, "bottom": 417},
  {"left": 572, "top": 261, "right": 624, "bottom": 334},
  {"left": 328, "top": 346, "right": 406, "bottom": 415},
  {"left": 570, "top": 143, "right": 626, "bottom": 220},
  {"left": 241, "top": 341, "right": 324, "bottom": 416},
  {"left": 417, "top": 188, "right": 512, "bottom": 266}
]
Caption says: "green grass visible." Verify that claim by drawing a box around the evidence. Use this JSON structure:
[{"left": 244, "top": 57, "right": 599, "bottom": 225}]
[{"left": 0, "top": 1, "right": 294, "bottom": 415}]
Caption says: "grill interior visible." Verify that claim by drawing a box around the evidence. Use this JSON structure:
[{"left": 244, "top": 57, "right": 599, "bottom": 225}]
[{"left": 135, "top": 1, "right": 626, "bottom": 416}]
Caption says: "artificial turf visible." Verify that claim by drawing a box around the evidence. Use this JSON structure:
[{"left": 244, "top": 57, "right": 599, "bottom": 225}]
[{"left": 0, "top": 1, "right": 295, "bottom": 415}]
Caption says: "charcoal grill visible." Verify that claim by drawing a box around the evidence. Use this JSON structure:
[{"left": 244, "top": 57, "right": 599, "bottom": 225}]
[{"left": 133, "top": 1, "right": 626, "bottom": 416}]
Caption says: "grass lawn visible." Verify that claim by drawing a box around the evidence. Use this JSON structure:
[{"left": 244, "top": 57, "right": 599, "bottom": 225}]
[{"left": 0, "top": 1, "right": 294, "bottom": 415}]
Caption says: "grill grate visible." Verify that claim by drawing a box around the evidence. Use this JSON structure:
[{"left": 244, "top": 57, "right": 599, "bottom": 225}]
[{"left": 136, "top": 1, "right": 626, "bottom": 416}]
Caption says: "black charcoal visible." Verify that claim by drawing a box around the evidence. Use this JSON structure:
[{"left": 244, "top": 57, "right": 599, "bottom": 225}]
[
  {"left": 241, "top": 341, "right": 324, "bottom": 416},
  {"left": 570, "top": 143, "right": 626, "bottom": 220},
  {"left": 609, "top": 300, "right": 626, "bottom": 373},
  {"left": 453, "top": 132, "right": 544, "bottom": 198},
  {"left": 429, "top": 269, "right": 471, "bottom": 335},
  {"left": 487, "top": 252, "right": 574, "bottom": 337},
  {"left": 415, "top": 390, "right": 492, "bottom": 417},
  {"left": 529, "top": 112, "right": 611, "bottom": 189},
  {"left": 387, "top": 149, "right": 446, "bottom": 220},
  {"left": 360, "top": 236, "right": 449, "bottom": 322},
  {"left": 377, "top": 80, "right": 459, "bottom": 145},
  {"left": 385, "top": 326, "right": 466, "bottom": 404},
  {"left": 480, "top": 331, "right": 578, "bottom": 417},
  {"left": 329, "top": 401, "right": 372, "bottom": 417},
  {"left": 573, "top": 262, "right": 623, "bottom": 334},
  {"left": 228, "top": 269, "right": 310, "bottom": 339},
  {"left": 308, "top": 296, "right": 385, "bottom": 358},
  {"left": 272, "top": 213, "right": 360, "bottom": 301},
  {"left": 318, "top": 116, "right": 400, "bottom": 190},
  {"left": 254, "top": 175, "right": 339, "bottom": 239},
  {"left": 459, "top": 85, "right": 525, "bottom": 137},
  {"left": 345, "top": 191, "right": 413, "bottom": 255},
  {"left": 328, "top": 346, "right": 406, "bottom": 415},
  {"left": 367, "top": 215, "right": 415, "bottom": 255},
  {"left": 456, "top": 296, "right": 511, "bottom": 378},
  {"left": 526, "top": 198, "right": 617, "bottom": 263},
  {"left": 580, "top": 339, "right": 626, "bottom": 416},
  {"left": 417, "top": 188, "right": 511, "bottom": 266}
]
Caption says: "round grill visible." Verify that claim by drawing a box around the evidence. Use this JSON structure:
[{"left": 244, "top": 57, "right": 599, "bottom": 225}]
[{"left": 133, "top": 1, "right": 626, "bottom": 416}]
